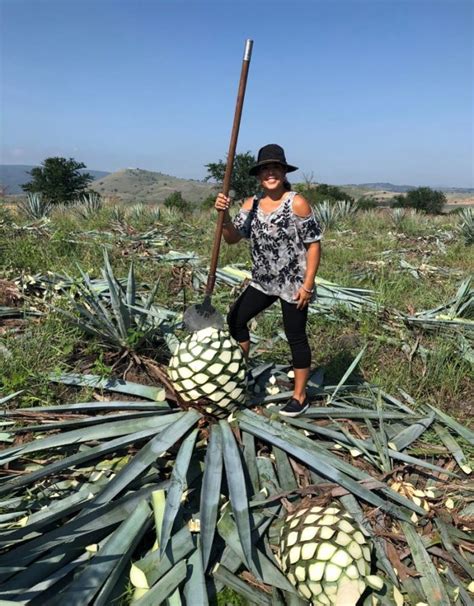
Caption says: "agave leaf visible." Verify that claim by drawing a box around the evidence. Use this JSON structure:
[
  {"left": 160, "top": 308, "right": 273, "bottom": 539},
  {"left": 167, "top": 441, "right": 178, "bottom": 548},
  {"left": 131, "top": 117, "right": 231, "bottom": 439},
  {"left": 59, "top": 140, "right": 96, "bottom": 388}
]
[
  {"left": 151, "top": 489, "right": 166, "bottom": 546},
  {"left": 401, "top": 522, "right": 451, "bottom": 605},
  {"left": 0, "top": 425, "right": 172, "bottom": 498},
  {"left": 328, "top": 345, "right": 367, "bottom": 403},
  {"left": 212, "top": 564, "right": 272, "bottom": 606},
  {"left": 272, "top": 447, "right": 297, "bottom": 491},
  {"left": 133, "top": 559, "right": 187, "bottom": 606},
  {"left": 131, "top": 526, "right": 195, "bottom": 589},
  {"left": 8, "top": 410, "right": 169, "bottom": 434},
  {"left": 434, "top": 423, "right": 473, "bottom": 473},
  {"left": 0, "top": 525, "right": 114, "bottom": 592},
  {"left": 59, "top": 499, "right": 151, "bottom": 606},
  {"left": 75, "top": 265, "right": 118, "bottom": 332},
  {"left": 285, "top": 415, "right": 455, "bottom": 477},
  {"left": 389, "top": 414, "right": 435, "bottom": 450},
  {"left": 10, "top": 549, "right": 92, "bottom": 605},
  {"left": 200, "top": 425, "right": 223, "bottom": 571},
  {"left": 84, "top": 411, "right": 201, "bottom": 513},
  {"left": 242, "top": 430, "right": 260, "bottom": 494},
  {"left": 435, "top": 519, "right": 474, "bottom": 580},
  {"left": 444, "top": 566, "right": 474, "bottom": 606},
  {"left": 217, "top": 505, "right": 296, "bottom": 594},
  {"left": 238, "top": 411, "right": 421, "bottom": 519},
  {"left": 49, "top": 372, "right": 166, "bottom": 401},
  {"left": 281, "top": 591, "right": 308, "bottom": 606},
  {"left": 126, "top": 261, "right": 136, "bottom": 311},
  {"left": 15, "top": 401, "right": 170, "bottom": 413},
  {"left": 0, "top": 485, "right": 159, "bottom": 583},
  {"left": 183, "top": 544, "right": 209, "bottom": 606},
  {"left": 426, "top": 404, "right": 474, "bottom": 445},
  {"left": 339, "top": 494, "right": 399, "bottom": 585},
  {"left": 0, "top": 411, "right": 180, "bottom": 467},
  {"left": 304, "top": 408, "right": 419, "bottom": 420},
  {"left": 0, "top": 392, "right": 23, "bottom": 405},
  {"left": 0, "top": 479, "right": 154, "bottom": 548},
  {"left": 256, "top": 455, "right": 281, "bottom": 497},
  {"left": 219, "top": 420, "right": 256, "bottom": 575},
  {"left": 102, "top": 249, "right": 130, "bottom": 336},
  {"left": 160, "top": 428, "right": 198, "bottom": 557}
]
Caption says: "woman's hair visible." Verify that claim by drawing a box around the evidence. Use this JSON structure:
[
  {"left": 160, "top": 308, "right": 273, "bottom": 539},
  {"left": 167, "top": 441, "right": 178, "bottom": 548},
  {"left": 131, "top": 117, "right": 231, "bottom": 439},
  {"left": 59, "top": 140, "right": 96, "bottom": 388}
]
[{"left": 283, "top": 178, "right": 292, "bottom": 191}]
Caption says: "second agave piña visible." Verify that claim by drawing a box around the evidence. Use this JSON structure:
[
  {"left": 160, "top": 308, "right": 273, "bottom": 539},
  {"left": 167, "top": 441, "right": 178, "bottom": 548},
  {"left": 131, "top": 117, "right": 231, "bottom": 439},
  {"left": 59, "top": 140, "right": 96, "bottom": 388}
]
[
  {"left": 168, "top": 326, "right": 247, "bottom": 415},
  {"left": 278, "top": 502, "right": 383, "bottom": 605}
]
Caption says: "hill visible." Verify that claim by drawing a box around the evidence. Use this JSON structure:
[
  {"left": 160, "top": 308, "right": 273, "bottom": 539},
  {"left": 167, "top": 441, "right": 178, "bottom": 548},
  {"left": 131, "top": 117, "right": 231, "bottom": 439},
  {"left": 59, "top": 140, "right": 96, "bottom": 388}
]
[
  {"left": 90, "top": 168, "right": 217, "bottom": 203},
  {"left": 0, "top": 165, "right": 110, "bottom": 195}
]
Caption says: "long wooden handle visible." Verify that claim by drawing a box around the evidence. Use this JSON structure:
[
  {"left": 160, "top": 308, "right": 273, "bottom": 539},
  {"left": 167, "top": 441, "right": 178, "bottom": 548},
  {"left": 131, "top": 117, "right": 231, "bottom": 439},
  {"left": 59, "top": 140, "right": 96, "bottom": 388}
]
[{"left": 205, "top": 39, "right": 253, "bottom": 297}]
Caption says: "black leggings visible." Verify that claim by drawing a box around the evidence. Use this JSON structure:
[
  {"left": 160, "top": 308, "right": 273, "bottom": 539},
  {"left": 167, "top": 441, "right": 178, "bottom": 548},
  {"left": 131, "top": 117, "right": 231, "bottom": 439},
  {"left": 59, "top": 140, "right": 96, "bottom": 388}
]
[{"left": 227, "top": 286, "right": 311, "bottom": 369}]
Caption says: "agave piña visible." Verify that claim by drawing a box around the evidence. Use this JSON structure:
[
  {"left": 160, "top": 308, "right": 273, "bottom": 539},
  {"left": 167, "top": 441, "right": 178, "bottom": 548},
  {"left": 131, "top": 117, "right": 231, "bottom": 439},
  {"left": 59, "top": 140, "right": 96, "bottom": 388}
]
[
  {"left": 279, "top": 502, "right": 383, "bottom": 605},
  {"left": 168, "top": 326, "right": 247, "bottom": 414}
]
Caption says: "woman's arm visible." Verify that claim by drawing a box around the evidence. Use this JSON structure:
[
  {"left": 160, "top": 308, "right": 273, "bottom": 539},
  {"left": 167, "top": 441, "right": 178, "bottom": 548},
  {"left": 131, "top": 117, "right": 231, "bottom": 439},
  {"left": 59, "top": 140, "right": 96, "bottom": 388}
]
[
  {"left": 303, "top": 240, "right": 321, "bottom": 291},
  {"left": 292, "top": 194, "right": 322, "bottom": 309},
  {"left": 215, "top": 194, "right": 253, "bottom": 244}
]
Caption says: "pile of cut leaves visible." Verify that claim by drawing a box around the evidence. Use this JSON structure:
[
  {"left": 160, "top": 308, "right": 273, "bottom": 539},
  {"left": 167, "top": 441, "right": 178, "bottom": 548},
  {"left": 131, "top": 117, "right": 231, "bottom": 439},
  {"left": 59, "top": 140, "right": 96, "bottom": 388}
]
[{"left": 0, "top": 356, "right": 472, "bottom": 605}]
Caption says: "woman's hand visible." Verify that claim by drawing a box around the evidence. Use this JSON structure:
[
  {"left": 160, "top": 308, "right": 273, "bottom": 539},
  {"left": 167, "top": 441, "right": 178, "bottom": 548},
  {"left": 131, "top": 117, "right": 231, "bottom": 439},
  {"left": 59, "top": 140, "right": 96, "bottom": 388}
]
[
  {"left": 215, "top": 193, "right": 231, "bottom": 211},
  {"left": 293, "top": 287, "right": 313, "bottom": 309}
]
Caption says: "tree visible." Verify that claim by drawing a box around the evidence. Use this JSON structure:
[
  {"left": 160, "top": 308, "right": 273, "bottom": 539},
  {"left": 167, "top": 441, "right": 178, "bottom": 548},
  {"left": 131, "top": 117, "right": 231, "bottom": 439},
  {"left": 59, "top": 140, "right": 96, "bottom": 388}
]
[
  {"left": 22, "top": 157, "right": 93, "bottom": 205},
  {"left": 392, "top": 187, "right": 446, "bottom": 214},
  {"left": 295, "top": 181, "right": 354, "bottom": 205},
  {"left": 205, "top": 151, "right": 258, "bottom": 201}
]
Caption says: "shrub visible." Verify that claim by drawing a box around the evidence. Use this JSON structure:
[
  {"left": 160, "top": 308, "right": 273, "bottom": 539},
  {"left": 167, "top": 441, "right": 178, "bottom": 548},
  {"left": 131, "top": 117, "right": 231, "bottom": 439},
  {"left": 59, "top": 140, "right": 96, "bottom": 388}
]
[
  {"left": 295, "top": 183, "right": 354, "bottom": 206},
  {"left": 357, "top": 196, "right": 378, "bottom": 210},
  {"left": 392, "top": 187, "right": 446, "bottom": 214},
  {"left": 163, "top": 191, "right": 189, "bottom": 212}
]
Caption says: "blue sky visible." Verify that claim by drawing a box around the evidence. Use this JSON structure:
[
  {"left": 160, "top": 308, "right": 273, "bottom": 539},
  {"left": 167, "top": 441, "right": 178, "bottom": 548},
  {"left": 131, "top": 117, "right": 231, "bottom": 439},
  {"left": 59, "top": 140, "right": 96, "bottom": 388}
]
[{"left": 1, "top": 0, "right": 473, "bottom": 187}]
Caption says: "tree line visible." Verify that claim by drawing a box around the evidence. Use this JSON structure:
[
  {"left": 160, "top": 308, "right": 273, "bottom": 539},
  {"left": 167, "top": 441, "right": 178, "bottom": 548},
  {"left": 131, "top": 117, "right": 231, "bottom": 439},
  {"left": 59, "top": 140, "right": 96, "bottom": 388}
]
[{"left": 17, "top": 155, "right": 448, "bottom": 214}]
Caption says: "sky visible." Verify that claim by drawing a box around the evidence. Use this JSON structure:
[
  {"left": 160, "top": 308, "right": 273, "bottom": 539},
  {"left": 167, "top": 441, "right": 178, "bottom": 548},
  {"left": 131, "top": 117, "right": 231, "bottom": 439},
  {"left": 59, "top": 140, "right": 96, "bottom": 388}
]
[{"left": 1, "top": 0, "right": 473, "bottom": 187}]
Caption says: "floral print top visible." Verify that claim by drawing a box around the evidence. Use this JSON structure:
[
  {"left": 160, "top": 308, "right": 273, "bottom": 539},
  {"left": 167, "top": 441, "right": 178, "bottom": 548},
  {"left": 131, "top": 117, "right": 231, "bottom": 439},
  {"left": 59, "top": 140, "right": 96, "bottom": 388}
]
[{"left": 232, "top": 191, "right": 322, "bottom": 303}]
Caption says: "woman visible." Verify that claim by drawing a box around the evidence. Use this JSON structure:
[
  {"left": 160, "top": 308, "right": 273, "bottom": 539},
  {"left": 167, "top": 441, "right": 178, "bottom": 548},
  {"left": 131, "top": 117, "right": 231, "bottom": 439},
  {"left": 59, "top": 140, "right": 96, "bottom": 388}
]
[{"left": 215, "top": 144, "right": 322, "bottom": 417}]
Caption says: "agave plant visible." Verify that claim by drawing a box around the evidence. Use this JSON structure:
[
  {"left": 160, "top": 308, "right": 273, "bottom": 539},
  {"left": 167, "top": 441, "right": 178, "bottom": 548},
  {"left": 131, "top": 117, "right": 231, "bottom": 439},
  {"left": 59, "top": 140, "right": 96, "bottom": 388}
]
[
  {"left": 17, "top": 192, "right": 52, "bottom": 220},
  {"left": 313, "top": 201, "right": 339, "bottom": 231},
  {"left": 111, "top": 204, "right": 127, "bottom": 225},
  {"left": 405, "top": 277, "right": 473, "bottom": 333},
  {"left": 456, "top": 207, "right": 474, "bottom": 245},
  {"left": 390, "top": 208, "right": 407, "bottom": 230},
  {"left": 0, "top": 347, "right": 472, "bottom": 605},
  {"left": 128, "top": 203, "right": 147, "bottom": 222},
  {"left": 55, "top": 249, "right": 174, "bottom": 351},
  {"left": 335, "top": 200, "right": 358, "bottom": 219},
  {"left": 76, "top": 192, "right": 103, "bottom": 219}
]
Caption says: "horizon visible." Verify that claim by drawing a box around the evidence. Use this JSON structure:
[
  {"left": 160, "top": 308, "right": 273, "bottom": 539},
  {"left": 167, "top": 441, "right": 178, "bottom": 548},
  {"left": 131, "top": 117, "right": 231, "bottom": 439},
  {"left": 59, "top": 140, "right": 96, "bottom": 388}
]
[
  {"left": 1, "top": 0, "right": 473, "bottom": 188},
  {"left": 2, "top": 162, "right": 473, "bottom": 191}
]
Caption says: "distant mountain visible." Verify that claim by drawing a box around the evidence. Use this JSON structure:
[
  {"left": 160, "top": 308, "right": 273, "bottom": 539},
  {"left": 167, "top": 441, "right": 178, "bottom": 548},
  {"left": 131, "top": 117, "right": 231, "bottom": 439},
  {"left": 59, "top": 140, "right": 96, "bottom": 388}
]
[
  {"left": 90, "top": 168, "right": 217, "bottom": 203},
  {"left": 2, "top": 165, "right": 471, "bottom": 201},
  {"left": 0, "top": 165, "right": 110, "bottom": 195},
  {"left": 346, "top": 182, "right": 474, "bottom": 194}
]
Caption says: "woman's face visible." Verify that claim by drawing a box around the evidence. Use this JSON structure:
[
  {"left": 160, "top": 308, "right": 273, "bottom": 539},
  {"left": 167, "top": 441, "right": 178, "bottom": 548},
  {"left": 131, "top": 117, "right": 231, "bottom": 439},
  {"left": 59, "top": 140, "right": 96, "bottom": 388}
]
[{"left": 258, "top": 163, "right": 287, "bottom": 191}]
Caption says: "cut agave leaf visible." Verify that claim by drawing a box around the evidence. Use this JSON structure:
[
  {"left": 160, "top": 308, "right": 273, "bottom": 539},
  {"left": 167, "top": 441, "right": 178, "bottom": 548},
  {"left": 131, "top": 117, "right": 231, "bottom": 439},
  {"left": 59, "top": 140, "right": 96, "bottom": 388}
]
[
  {"left": 133, "top": 559, "right": 187, "bottom": 606},
  {"left": 200, "top": 425, "right": 223, "bottom": 571},
  {"left": 219, "top": 420, "right": 256, "bottom": 575},
  {"left": 58, "top": 500, "right": 151, "bottom": 606},
  {"left": 160, "top": 428, "right": 198, "bottom": 557}
]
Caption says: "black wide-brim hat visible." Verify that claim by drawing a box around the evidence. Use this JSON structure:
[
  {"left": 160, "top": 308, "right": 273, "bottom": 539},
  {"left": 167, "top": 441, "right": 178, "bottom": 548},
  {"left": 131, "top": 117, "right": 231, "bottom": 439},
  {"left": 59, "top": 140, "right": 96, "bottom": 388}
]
[{"left": 249, "top": 144, "right": 298, "bottom": 176}]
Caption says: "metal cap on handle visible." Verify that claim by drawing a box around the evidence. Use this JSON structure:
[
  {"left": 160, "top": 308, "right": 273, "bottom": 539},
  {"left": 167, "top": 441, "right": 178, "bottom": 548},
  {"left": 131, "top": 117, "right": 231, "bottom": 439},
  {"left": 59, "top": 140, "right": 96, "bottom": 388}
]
[{"left": 243, "top": 39, "right": 253, "bottom": 61}]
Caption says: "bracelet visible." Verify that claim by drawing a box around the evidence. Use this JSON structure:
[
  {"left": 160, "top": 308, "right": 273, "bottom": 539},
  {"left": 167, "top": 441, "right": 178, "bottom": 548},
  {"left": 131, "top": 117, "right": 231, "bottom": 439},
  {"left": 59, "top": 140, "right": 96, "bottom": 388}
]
[{"left": 302, "top": 286, "right": 314, "bottom": 294}]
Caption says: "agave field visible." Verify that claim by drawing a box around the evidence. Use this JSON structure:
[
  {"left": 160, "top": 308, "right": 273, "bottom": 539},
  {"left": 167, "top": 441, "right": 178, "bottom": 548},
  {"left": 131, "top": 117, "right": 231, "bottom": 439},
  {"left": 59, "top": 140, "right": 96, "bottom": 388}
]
[{"left": 0, "top": 198, "right": 472, "bottom": 605}]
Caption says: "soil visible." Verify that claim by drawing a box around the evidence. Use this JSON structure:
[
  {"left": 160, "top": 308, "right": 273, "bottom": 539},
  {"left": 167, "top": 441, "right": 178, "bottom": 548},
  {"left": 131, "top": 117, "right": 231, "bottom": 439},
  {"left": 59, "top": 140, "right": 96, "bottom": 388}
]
[{"left": 0, "top": 280, "right": 22, "bottom": 307}]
